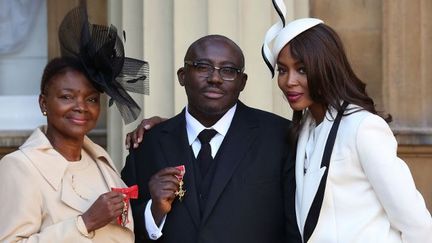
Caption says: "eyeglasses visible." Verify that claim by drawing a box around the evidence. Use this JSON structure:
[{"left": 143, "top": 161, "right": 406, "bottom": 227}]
[{"left": 184, "top": 60, "right": 244, "bottom": 81}]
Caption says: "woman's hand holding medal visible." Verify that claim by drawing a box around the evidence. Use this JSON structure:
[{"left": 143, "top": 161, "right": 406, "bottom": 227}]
[{"left": 81, "top": 191, "right": 126, "bottom": 232}]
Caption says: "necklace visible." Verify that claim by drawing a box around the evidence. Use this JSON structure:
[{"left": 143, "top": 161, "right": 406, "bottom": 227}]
[
  {"left": 68, "top": 155, "right": 91, "bottom": 201},
  {"left": 71, "top": 174, "right": 89, "bottom": 201},
  {"left": 304, "top": 120, "right": 317, "bottom": 174}
]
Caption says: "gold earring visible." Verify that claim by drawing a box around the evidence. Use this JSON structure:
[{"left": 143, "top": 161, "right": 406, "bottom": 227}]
[{"left": 43, "top": 111, "right": 47, "bottom": 116}]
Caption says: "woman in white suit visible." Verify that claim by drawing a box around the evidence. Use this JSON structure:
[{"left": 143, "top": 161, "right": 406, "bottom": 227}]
[
  {"left": 262, "top": 1, "right": 432, "bottom": 242},
  {"left": 0, "top": 6, "right": 148, "bottom": 243}
]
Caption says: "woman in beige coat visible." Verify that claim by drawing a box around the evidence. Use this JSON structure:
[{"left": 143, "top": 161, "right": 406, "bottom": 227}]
[{"left": 0, "top": 6, "right": 148, "bottom": 243}]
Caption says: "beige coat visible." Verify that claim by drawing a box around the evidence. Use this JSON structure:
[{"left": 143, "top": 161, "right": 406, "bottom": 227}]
[{"left": 0, "top": 127, "right": 134, "bottom": 243}]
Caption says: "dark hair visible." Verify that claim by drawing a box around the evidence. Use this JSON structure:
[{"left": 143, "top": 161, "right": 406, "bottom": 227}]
[
  {"left": 40, "top": 57, "right": 90, "bottom": 95},
  {"left": 287, "top": 23, "right": 390, "bottom": 142}
]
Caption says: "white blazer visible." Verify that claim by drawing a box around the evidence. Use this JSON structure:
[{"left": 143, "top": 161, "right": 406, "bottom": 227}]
[
  {"left": 0, "top": 127, "right": 134, "bottom": 243},
  {"left": 295, "top": 105, "right": 432, "bottom": 243}
]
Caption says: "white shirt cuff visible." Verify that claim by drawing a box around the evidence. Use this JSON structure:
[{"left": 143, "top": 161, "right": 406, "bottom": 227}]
[{"left": 144, "top": 199, "right": 166, "bottom": 240}]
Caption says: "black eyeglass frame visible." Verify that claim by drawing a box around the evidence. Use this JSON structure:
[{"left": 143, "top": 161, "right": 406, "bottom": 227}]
[{"left": 184, "top": 60, "right": 244, "bottom": 81}]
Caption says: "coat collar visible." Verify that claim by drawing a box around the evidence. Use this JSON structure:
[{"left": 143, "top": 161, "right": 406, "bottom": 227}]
[
  {"left": 295, "top": 108, "right": 338, "bottom": 235},
  {"left": 17, "top": 127, "right": 132, "bottom": 228},
  {"left": 19, "top": 127, "right": 119, "bottom": 192}
]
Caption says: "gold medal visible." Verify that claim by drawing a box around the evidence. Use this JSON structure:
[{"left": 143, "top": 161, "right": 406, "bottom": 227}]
[
  {"left": 174, "top": 165, "right": 186, "bottom": 201},
  {"left": 111, "top": 185, "right": 139, "bottom": 226},
  {"left": 121, "top": 201, "right": 128, "bottom": 226},
  {"left": 175, "top": 180, "right": 186, "bottom": 201}
]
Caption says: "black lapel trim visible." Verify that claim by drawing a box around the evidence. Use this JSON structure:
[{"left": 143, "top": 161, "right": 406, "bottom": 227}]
[{"left": 303, "top": 102, "right": 348, "bottom": 242}]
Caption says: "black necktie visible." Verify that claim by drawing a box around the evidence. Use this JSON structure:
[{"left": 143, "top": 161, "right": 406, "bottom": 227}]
[{"left": 197, "top": 129, "right": 217, "bottom": 176}]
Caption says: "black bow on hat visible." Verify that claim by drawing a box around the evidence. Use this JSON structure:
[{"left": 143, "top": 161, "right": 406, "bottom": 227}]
[{"left": 58, "top": 5, "right": 149, "bottom": 124}]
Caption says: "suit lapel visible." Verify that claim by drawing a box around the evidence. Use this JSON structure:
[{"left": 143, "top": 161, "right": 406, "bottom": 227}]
[
  {"left": 201, "top": 103, "right": 258, "bottom": 224},
  {"left": 295, "top": 113, "right": 312, "bottom": 234},
  {"left": 158, "top": 111, "right": 201, "bottom": 228},
  {"left": 20, "top": 127, "right": 132, "bottom": 225},
  {"left": 20, "top": 128, "right": 68, "bottom": 192},
  {"left": 299, "top": 106, "right": 346, "bottom": 242},
  {"left": 295, "top": 111, "right": 333, "bottom": 236},
  {"left": 19, "top": 129, "right": 88, "bottom": 212}
]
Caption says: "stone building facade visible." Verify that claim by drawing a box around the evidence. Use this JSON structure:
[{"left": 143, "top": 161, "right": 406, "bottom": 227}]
[{"left": 1, "top": 0, "right": 431, "bottom": 209}]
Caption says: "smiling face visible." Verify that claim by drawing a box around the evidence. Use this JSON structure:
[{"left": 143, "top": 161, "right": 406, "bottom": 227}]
[
  {"left": 277, "top": 44, "right": 325, "bottom": 120},
  {"left": 39, "top": 69, "right": 100, "bottom": 142},
  {"left": 277, "top": 44, "right": 313, "bottom": 110},
  {"left": 177, "top": 36, "right": 247, "bottom": 126}
]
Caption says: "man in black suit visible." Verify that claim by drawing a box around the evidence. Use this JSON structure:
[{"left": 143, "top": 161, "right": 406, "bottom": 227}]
[{"left": 122, "top": 35, "right": 296, "bottom": 243}]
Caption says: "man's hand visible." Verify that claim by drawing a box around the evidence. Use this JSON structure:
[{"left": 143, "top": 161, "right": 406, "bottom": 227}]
[
  {"left": 149, "top": 167, "right": 182, "bottom": 226},
  {"left": 125, "top": 116, "right": 166, "bottom": 149}
]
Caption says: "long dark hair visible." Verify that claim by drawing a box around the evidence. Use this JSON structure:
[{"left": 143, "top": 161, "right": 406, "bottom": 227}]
[{"left": 286, "top": 23, "right": 390, "bottom": 142}]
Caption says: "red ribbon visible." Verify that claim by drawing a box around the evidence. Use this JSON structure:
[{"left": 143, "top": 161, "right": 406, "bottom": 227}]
[
  {"left": 175, "top": 165, "right": 185, "bottom": 181},
  {"left": 112, "top": 185, "right": 139, "bottom": 226}
]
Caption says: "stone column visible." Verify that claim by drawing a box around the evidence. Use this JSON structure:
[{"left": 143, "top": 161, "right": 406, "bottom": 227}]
[
  {"left": 383, "top": 0, "right": 432, "bottom": 209},
  {"left": 383, "top": 0, "right": 432, "bottom": 144},
  {"left": 310, "top": 0, "right": 383, "bottom": 110},
  {"left": 107, "top": 0, "right": 176, "bottom": 170},
  {"left": 107, "top": 0, "right": 143, "bottom": 170}
]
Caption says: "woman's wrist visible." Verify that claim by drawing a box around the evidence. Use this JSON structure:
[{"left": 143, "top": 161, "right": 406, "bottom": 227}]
[{"left": 76, "top": 215, "right": 95, "bottom": 238}]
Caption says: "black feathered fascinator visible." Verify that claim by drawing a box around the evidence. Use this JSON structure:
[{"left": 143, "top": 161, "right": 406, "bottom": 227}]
[{"left": 58, "top": 6, "right": 149, "bottom": 124}]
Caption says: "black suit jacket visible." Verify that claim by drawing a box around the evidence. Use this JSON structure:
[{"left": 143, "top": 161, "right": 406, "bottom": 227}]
[{"left": 122, "top": 102, "right": 299, "bottom": 243}]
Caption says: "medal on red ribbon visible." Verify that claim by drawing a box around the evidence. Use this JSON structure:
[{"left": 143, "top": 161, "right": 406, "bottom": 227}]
[
  {"left": 174, "top": 165, "right": 186, "bottom": 201},
  {"left": 112, "top": 185, "right": 139, "bottom": 226}
]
